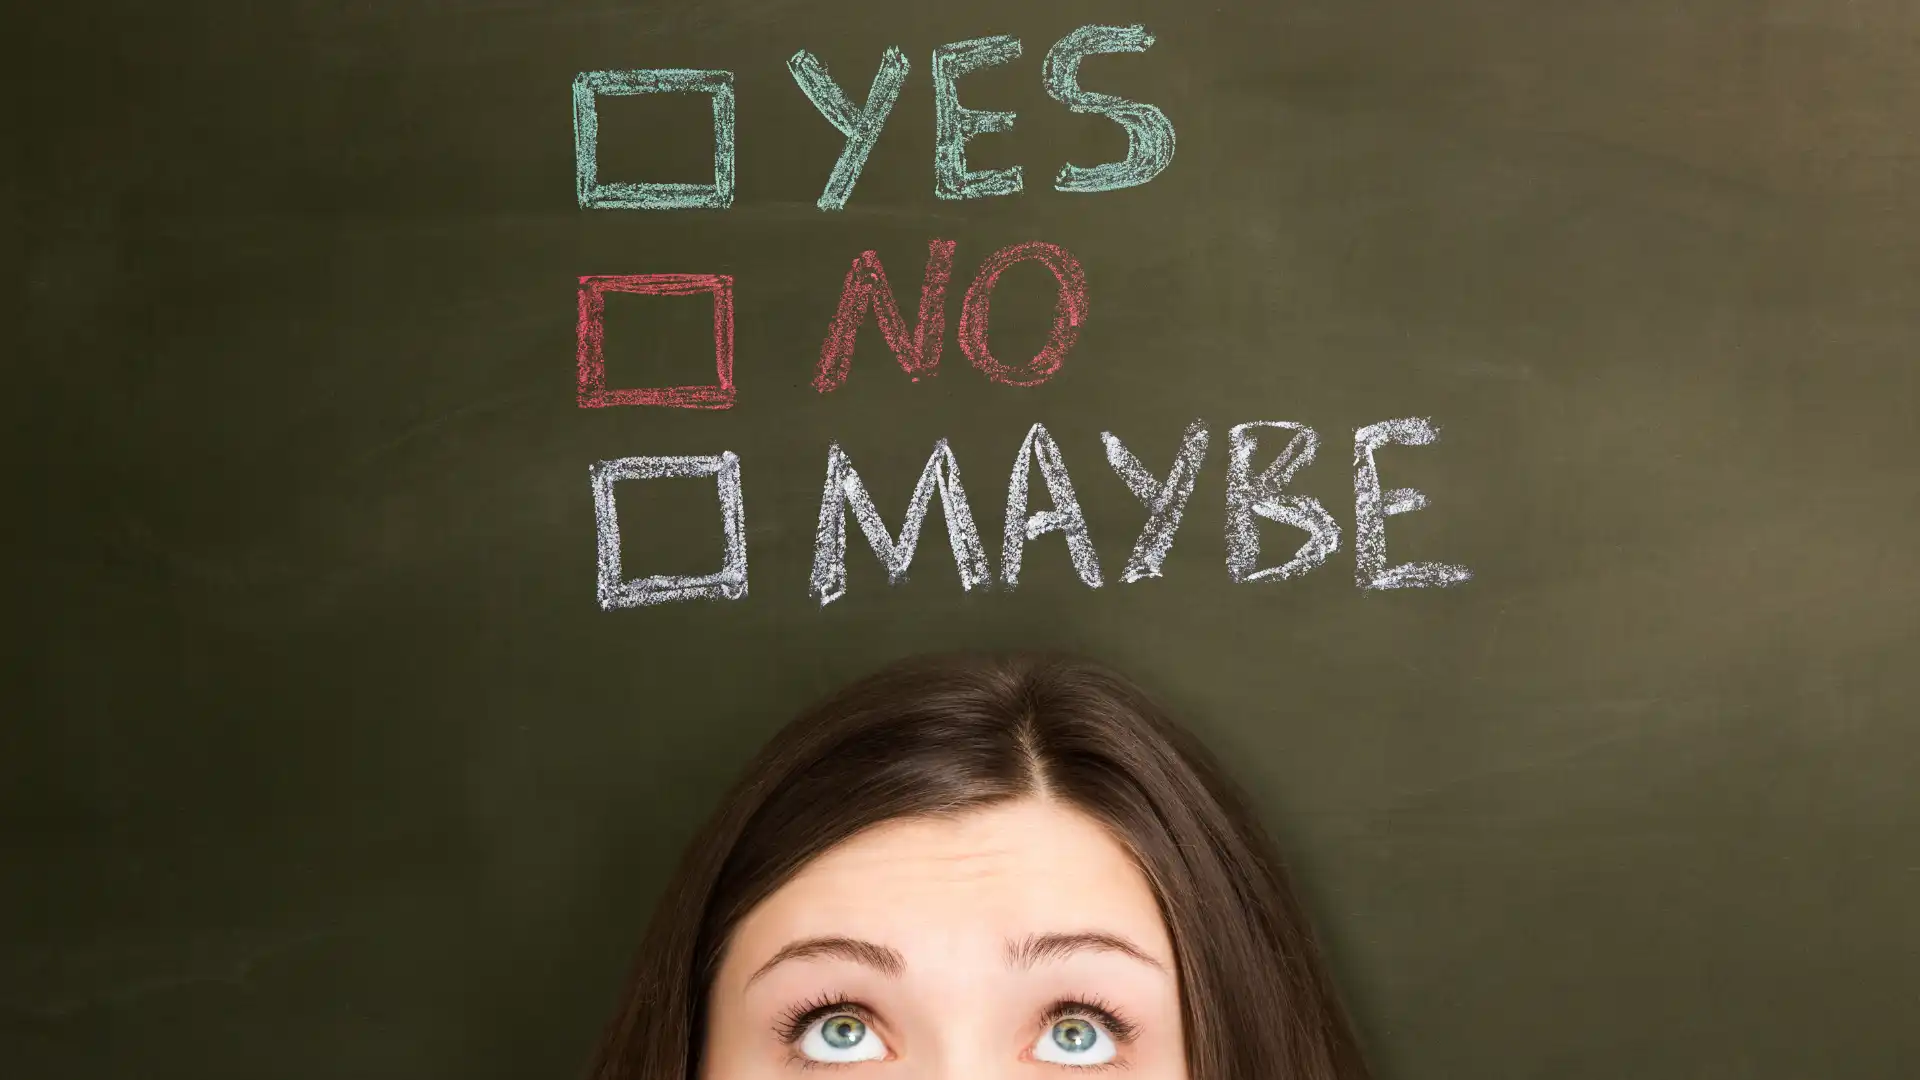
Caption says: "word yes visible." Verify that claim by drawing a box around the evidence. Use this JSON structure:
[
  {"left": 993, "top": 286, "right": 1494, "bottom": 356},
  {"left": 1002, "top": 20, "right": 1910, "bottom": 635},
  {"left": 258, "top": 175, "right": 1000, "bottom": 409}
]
[{"left": 573, "top": 25, "right": 1176, "bottom": 211}]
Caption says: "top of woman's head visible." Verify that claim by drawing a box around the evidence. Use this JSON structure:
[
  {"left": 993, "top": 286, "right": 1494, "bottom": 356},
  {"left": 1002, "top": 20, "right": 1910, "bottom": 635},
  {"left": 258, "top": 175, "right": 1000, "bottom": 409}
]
[{"left": 590, "top": 651, "right": 1369, "bottom": 1080}]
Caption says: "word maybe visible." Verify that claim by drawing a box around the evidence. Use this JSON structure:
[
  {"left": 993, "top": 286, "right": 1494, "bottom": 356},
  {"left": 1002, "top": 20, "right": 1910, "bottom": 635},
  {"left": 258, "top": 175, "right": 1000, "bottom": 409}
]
[{"left": 588, "top": 418, "right": 1471, "bottom": 609}]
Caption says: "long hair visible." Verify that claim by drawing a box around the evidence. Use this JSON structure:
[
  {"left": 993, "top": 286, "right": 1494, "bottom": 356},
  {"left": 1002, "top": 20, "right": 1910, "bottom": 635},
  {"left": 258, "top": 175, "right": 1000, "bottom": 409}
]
[{"left": 587, "top": 651, "right": 1370, "bottom": 1080}]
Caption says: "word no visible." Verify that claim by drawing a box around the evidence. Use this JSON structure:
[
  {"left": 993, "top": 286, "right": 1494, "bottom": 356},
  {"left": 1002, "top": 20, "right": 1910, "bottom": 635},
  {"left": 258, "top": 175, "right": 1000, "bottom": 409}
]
[
  {"left": 572, "top": 25, "right": 1176, "bottom": 211},
  {"left": 589, "top": 418, "right": 1471, "bottom": 609},
  {"left": 577, "top": 238, "right": 1086, "bottom": 410}
]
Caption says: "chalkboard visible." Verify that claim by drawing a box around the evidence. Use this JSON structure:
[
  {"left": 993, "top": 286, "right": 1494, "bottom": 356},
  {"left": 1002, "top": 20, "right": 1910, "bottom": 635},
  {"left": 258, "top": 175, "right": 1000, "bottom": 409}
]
[{"left": 11, "top": 1, "right": 1918, "bottom": 1077}]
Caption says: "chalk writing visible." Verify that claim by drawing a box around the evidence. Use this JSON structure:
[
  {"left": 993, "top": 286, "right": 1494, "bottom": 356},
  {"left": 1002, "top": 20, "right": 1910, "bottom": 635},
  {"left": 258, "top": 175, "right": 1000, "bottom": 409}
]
[
  {"left": 789, "top": 47, "right": 910, "bottom": 211},
  {"left": 958, "top": 242, "right": 1088, "bottom": 387},
  {"left": 1002, "top": 422, "right": 1104, "bottom": 589},
  {"left": 1103, "top": 420, "right": 1210, "bottom": 583},
  {"left": 569, "top": 27, "right": 1472, "bottom": 610},
  {"left": 1353, "top": 419, "right": 1473, "bottom": 590},
  {"left": 810, "top": 440, "right": 992, "bottom": 606},
  {"left": 1043, "top": 26, "right": 1176, "bottom": 193},
  {"left": 577, "top": 274, "right": 735, "bottom": 409},
  {"left": 1226, "top": 422, "right": 1340, "bottom": 583},
  {"left": 574, "top": 25, "right": 1174, "bottom": 210},
  {"left": 932, "top": 35, "right": 1024, "bottom": 200},
  {"left": 591, "top": 454, "right": 748, "bottom": 609},
  {"left": 815, "top": 240, "right": 956, "bottom": 393},
  {"left": 814, "top": 238, "right": 1084, "bottom": 391},
  {"left": 590, "top": 422, "right": 1468, "bottom": 603},
  {"left": 572, "top": 69, "right": 735, "bottom": 210}
]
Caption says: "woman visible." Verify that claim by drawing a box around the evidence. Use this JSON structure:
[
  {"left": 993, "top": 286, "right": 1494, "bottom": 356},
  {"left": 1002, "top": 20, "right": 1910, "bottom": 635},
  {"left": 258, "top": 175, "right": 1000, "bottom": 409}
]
[{"left": 589, "top": 652, "right": 1370, "bottom": 1079}]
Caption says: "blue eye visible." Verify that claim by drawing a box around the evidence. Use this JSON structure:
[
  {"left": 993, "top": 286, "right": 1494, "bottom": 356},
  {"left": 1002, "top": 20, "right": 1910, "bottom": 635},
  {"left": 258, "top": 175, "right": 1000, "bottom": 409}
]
[
  {"left": 780, "top": 996, "right": 1132, "bottom": 1068},
  {"left": 1034, "top": 1015, "right": 1118, "bottom": 1065},
  {"left": 822, "top": 1015, "right": 865, "bottom": 1049},
  {"left": 1054, "top": 1018, "right": 1098, "bottom": 1051},
  {"left": 799, "top": 1012, "right": 888, "bottom": 1064}
]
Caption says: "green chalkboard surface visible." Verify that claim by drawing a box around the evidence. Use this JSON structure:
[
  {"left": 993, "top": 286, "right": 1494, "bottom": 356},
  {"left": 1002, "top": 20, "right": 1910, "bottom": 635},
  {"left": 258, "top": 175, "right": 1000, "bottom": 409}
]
[{"left": 11, "top": 1, "right": 1918, "bottom": 1077}]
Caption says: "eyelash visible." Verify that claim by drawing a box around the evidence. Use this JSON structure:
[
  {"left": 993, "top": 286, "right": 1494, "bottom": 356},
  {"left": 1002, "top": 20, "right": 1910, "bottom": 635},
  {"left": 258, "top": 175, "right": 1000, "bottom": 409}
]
[
  {"left": 774, "top": 991, "right": 1139, "bottom": 1070},
  {"left": 774, "top": 990, "right": 860, "bottom": 1046},
  {"left": 1042, "top": 994, "right": 1138, "bottom": 1044}
]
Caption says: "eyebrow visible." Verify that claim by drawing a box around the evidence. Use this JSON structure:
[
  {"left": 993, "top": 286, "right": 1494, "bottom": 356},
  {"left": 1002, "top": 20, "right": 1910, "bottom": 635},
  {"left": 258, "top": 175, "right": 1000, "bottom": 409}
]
[
  {"left": 747, "top": 936, "right": 906, "bottom": 986},
  {"left": 746, "top": 931, "right": 1166, "bottom": 987},
  {"left": 1008, "top": 931, "right": 1167, "bottom": 972}
]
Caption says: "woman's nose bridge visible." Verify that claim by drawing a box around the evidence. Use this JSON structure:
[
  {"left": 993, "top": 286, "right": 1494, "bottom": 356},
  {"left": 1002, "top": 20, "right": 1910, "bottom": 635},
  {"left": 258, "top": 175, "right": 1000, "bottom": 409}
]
[
  {"left": 897, "top": 1006, "right": 1022, "bottom": 1080},
  {"left": 902, "top": 1046, "right": 1019, "bottom": 1080},
  {"left": 888, "top": 952, "right": 1045, "bottom": 1079}
]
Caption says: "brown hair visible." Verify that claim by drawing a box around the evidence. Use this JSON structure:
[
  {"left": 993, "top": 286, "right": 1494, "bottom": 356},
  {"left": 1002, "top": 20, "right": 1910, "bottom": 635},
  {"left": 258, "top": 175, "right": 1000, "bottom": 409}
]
[{"left": 588, "top": 651, "right": 1370, "bottom": 1080}]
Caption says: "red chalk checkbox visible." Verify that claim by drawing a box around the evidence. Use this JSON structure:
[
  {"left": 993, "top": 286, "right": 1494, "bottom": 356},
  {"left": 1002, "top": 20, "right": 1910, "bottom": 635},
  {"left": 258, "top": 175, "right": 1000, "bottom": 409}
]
[{"left": 576, "top": 273, "right": 735, "bottom": 409}]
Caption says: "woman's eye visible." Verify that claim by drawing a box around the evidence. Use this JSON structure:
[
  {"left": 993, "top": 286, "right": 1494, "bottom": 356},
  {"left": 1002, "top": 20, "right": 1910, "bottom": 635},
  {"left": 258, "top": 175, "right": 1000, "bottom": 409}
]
[
  {"left": 1032, "top": 1016, "right": 1118, "bottom": 1066},
  {"left": 799, "top": 1013, "right": 889, "bottom": 1064}
]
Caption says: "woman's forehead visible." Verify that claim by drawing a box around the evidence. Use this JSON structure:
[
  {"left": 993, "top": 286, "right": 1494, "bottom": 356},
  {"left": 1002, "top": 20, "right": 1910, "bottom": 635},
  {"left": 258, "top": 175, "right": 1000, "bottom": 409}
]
[{"left": 731, "top": 799, "right": 1171, "bottom": 957}]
